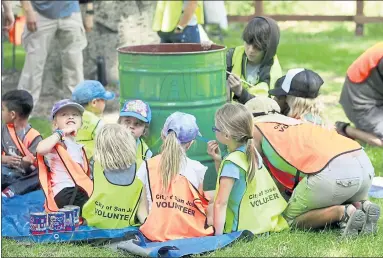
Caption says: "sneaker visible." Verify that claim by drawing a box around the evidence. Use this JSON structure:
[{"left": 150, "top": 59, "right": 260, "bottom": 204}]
[
  {"left": 339, "top": 204, "right": 365, "bottom": 237},
  {"left": 360, "top": 201, "right": 380, "bottom": 235}
]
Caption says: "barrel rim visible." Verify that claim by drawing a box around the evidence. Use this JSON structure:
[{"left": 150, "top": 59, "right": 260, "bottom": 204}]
[{"left": 117, "top": 43, "right": 227, "bottom": 55}]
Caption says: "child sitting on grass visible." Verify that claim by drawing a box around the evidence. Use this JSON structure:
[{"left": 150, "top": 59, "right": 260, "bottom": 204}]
[
  {"left": 36, "top": 99, "right": 93, "bottom": 214},
  {"left": 72, "top": 80, "right": 115, "bottom": 160},
  {"left": 118, "top": 100, "right": 153, "bottom": 169},
  {"left": 1, "top": 90, "right": 42, "bottom": 197},
  {"left": 82, "top": 124, "right": 147, "bottom": 229}
]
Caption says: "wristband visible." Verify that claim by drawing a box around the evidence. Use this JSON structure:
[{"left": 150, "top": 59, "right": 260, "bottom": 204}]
[{"left": 54, "top": 129, "right": 64, "bottom": 141}]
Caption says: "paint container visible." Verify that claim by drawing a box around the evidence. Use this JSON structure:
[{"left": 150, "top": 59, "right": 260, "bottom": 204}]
[
  {"left": 64, "top": 205, "right": 80, "bottom": 229},
  {"left": 29, "top": 212, "right": 47, "bottom": 235},
  {"left": 47, "top": 212, "right": 65, "bottom": 233},
  {"left": 59, "top": 208, "right": 75, "bottom": 232}
]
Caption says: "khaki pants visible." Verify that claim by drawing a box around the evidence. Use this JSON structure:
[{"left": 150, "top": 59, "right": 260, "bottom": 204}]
[{"left": 17, "top": 11, "right": 87, "bottom": 107}]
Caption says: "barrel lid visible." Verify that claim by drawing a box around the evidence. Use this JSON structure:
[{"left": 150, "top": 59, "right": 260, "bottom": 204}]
[{"left": 117, "top": 43, "right": 226, "bottom": 55}]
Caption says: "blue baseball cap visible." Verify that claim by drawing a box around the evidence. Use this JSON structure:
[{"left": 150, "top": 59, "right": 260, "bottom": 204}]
[
  {"left": 162, "top": 112, "right": 201, "bottom": 144},
  {"left": 51, "top": 99, "right": 84, "bottom": 120},
  {"left": 119, "top": 100, "right": 152, "bottom": 123},
  {"left": 72, "top": 80, "right": 115, "bottom": 104}
]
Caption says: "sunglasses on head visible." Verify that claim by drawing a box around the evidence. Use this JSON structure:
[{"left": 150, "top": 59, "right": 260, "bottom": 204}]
[{"left": 252, "top": 110, "right": 280, "bottom": 117}]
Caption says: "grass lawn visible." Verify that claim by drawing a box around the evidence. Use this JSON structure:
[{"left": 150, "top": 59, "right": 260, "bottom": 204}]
[{"left": 2, "top": 21, "right": 383, "bottom": 257}]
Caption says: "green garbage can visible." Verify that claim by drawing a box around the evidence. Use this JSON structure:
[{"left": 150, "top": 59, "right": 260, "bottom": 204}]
[{"left": 117, "top": 43, "right": 227, "bottom": 191}]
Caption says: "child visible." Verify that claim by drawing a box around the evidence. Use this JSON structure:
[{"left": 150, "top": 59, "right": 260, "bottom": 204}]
[
  {"left": 118, "top": 100, "right": 153, "bottom": 169},
  {"left": 245, "top": 97, "right": 379, "bottom": 237},
  {"left": 202, "top": 16, "right": 282, "bottom": 102},
  {"left": 71, "top": 80, "right": 115, "bottom": 159},
  {"left": 82, "top": 124, "right": 147, "bottom": 229},
  {"left": 138, "top": 112, "right": 214, "bottom": 241},
  {"left": 207, "top": 103, "right": 288, "bottom": 235},
  {"left": 36, "top": 99, "right": 93, "bottom": 213},
  {"left": 1, "top": 90, "right": 42, "bottom": 197},
  {"left": 268, "top": 68, "right": 325, "bottom": 126}
]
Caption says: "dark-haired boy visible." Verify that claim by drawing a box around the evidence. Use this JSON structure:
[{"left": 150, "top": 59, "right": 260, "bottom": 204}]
[{"left": 1, "top": 90, "right": 42, "bottom": 197}]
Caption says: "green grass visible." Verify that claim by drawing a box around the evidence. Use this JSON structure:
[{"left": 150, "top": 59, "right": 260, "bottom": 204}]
[{"left": 3, "top": 20, "right": 383, "bottom": 257}]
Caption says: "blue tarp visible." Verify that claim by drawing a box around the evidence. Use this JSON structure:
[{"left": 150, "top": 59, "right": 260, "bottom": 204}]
[{"left": 2, "top": 190, "right": 253, "bottom": 257}]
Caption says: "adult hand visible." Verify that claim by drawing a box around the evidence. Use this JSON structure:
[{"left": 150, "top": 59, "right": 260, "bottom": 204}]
[
  {"left": 2, "top": 10, "right": 15, "bottom": 31},
  {"left": 26, "top": 9, "right": 37, "bottom": 32},
  {"left": 201, "top": 40, "right": 213, "bottom": 50},
  {"left": 228, "top": 74, "right": 243, "bottom": 96},
  {"left": 3, "top": 155, "right": 22, "bottom": 168},
  {"left": 207, "top": 140, "right": 221, "bottom": 162},
  {"left": 84, "top": 14, "right": 93, "bottom": 32}
]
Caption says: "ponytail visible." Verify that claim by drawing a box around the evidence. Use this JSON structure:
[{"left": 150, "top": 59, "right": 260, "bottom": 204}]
[
  {"left": 245, "top": 138, "right": 258, "bottom": 182},
  {"left": 159, "top": 132, "right": 186, "bottom": 191}
]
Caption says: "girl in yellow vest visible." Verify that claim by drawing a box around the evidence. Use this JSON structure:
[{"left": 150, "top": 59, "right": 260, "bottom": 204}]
[
  {"left": 202, "top": 16, "right": 282, "bottom": 102},
  {"left": 82, "top": 124, "right": 147, "bottom": 229},
  {"left": 268, "top": 68, "right": 325, "bottom": 126},
  {"left": 138, "top": 112, "right": 214, "bottom": 241},
  {"left": 36, "top": 99, "right": 93, "bottom": 214},
  {"left": 207, "top": 103, "right": 288, "bottom": 235},
  {"left": 244, "top": 96, "right": 380, "bottom": 237},
  {"left": 118, "top": 100, "right": 152, "bottom": 170}
]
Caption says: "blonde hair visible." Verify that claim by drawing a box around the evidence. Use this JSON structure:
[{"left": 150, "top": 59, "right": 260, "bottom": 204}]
[
  {"left": 215, "top": 103, "right": 258, "bottom": 182},
  {"left": 94, "top": 124, "right": 136, "bottom": 170},
  {"left": 286, "top": 95, "right": 325, "bottom": 126},
  {"left": 159, "top": 131, "right": 190, "bottom": 191}
]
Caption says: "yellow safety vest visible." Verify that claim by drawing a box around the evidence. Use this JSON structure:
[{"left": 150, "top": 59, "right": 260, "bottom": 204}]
[
  {"left": 152, "top": 1, "right": 204, "bottom": 32},
  {"left": 136, "top": 138, "right": 149, "bottom": 170},
  {"left": 82, "top": 161, "right": 143, "bottom": 229},
  {"left": 231, "top": 46, "right": 282, "bottom": 96},
  {"left": 76, "top": 110, "right": 101, "bottom": 159},
  {"left": 216, "top": 151, "right": 288, "bottom": 234}
]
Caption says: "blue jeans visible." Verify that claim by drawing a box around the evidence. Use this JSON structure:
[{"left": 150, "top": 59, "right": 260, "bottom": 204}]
[{"left": 158, "top": 25, "right": 201, "bottom": 43}]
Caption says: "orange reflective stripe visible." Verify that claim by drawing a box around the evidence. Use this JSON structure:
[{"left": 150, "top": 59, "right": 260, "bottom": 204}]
[
  {"left": 140, "top": 155, "right": 214, "bottom": 241},
  {"left": 256, "top": 122, "right": 361, "bottom": 174},
  {"left": 6, "top": 124, "right": 38, "bottom": 162},
  {"left": 347, "top": 42, "right": 383, "bottom": 83},
  {"left": 38, "top": 144, "right": 93, "bottom": 212}
]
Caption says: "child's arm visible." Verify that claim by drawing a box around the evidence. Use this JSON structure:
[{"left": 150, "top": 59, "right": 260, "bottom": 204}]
[
  {"left": 137, "top": 187, "right": 148, "bottom": 224},
  {"left": 214, "top": 177, "right": 235, "bottom": 235},
  {"left": 36, "top": 127, "right": 77, "bottom": 155}
]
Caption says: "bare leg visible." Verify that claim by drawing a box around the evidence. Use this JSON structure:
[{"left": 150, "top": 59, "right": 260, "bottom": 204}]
[{"left": 294, "top": 205, "right": 345, "bottom": 229}]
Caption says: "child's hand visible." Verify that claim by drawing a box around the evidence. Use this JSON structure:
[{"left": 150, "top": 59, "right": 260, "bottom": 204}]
[
  {"left": 2, "top": 155, "right": 22, "bottom": 168},
  {"left": 201, "top": 40, "right": 213, "bottom": 50},
  {"left": 228, "top": 74, "right": 243, "bottom": 96},
  {"left": 207, "top": 141, "right": 222, "bottom": 161},
  {"left": 21, "top": 156, "right": 35, "bottom": 169}
]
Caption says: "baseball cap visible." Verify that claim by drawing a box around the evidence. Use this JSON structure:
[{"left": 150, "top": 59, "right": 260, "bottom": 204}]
[
  {"left": 72, "top": 80, "right": 115, "bottom": 104},
  {"left": 119, "top": 100, "right": 152, "bottom": 123},
  {"left": 162, "top": 112, "right": 202, "bottom": 144},
  {"left": 269, "top": 68, "right": 324, "bottom": 99},
  {"left": 51, "top": 99, "right": 85, "bottom": 120},
  {"left": 244, "top": 96, "right": 301, "bottom": 125}
]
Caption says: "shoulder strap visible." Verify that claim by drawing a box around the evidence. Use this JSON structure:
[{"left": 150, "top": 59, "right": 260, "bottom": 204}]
[{"left": 6, "top": 124, "right": 35, "bottom": 160}]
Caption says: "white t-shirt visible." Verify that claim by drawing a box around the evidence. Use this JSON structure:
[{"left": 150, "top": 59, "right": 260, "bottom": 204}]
[
  {"left": 46, "top": 138, "right": 85, "bottom": 196},
  {"left": 136, "top": 156, "right": 207, "bottom": 210}
]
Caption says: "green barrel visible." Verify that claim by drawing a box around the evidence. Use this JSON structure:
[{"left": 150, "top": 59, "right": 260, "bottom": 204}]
[{"left": 118, "top": 43, "right": 227, "bottom": 191}]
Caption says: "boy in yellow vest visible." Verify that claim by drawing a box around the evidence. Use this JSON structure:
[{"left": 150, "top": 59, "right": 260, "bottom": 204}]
[
  {"left": 202, "top": 16, "right": 282, "bottom": 102},
  {"left": 71, "top": 80, "right": 115, "bottom": 159},
  {"left": 2, "top": 90, "right": 42, "bottom": 198}
]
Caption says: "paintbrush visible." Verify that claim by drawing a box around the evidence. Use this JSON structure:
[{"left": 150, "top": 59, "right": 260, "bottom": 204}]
[{"left": 226, "top": 71, "right": 253, "bottom": 87}]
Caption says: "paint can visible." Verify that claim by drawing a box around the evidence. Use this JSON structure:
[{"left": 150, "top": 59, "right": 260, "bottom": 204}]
[
  {"left": 59, "top": 208, "right": 75, "bottom": 232},
  {"left": 64, "top": 205, "right": 80, "bottom": 229},
  {"left": 47, "top": 212, "right": 65, "bottom": 233},
  {"left": 29, "top": 212, "right": 47, "bottom": 235}
]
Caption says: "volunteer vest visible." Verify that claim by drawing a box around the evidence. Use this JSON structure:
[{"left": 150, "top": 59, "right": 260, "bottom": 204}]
[
  {"left": 37, "top": 144, "right": 93, "bottom": 212},
  {"left": 255, "top": 122, "right": 362, "bottom": 174},
  {"left": 347, "top": 42, "right": 383, "bottom": 83},
  {"left": 76, "top": 110, "right": 101, "bottom": 159},
  {"left": 216, "top": 151, "right": 288, "bottom": 234},
  {"left": 82, "top": 161, "right": 143, "bottom": 229},
  {"left": 152, "top": 1, "right": 204, "bottom": 32},
  {"left": 231, "top": 46, "right": 280, "bottom": 96},
  {"left": 140, "top": 155, "right": 214, "bottom": 241},
  {"left": 136, "top": 138, "right": 149, "bottom": 170},
  {"left": 2, "top": 124, "right": 40, "bottom": 166}
]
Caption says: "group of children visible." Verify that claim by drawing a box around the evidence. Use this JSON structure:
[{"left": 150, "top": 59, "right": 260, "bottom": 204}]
[{"left": 2, "top": 15, "right": 380, "bottom": 241}]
